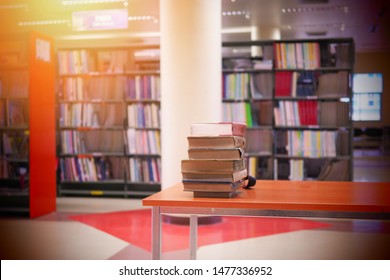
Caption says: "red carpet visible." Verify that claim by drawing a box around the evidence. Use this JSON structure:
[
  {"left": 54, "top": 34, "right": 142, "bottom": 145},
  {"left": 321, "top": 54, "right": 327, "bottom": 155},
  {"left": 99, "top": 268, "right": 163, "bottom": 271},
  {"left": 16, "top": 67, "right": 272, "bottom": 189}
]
[{"left": 70, "top": 209, "right": 329, "bottom": 252}]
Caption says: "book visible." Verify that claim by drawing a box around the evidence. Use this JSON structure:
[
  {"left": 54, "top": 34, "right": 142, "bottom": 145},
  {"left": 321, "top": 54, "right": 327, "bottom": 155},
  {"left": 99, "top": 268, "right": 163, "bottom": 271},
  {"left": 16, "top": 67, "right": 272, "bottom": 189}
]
[
  {"left": 192, "top": 190, "right": 241, "bottom": 198},
  {"left": 182, "top": 168, "right": 247, "bottom": 182},
  {"left": 187, "top": 135, "right": 245, "bottom": 149},
  {"left": 190, "top": 122, "right": 246, "bottom": 137},
  {"left": 181, "top": 159, "right": 245, "bottom": 172},
  {"left": 188, "top": 147, "right": 244, "bottom": 160},
  {"left": 183, "top": 179, "right": 245, "bottom": 192},
  {"left": 317, "top": 160, "right": 349, "bottom": 181}
]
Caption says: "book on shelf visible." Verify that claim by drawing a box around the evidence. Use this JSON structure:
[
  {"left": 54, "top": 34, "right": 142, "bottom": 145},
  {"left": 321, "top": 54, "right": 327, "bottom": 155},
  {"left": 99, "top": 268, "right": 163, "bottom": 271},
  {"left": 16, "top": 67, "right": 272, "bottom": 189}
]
[
  {"left": 188, "top": 147, "right": 244, "bottom": 160},
  {"left": 280, "top": 130, "right": 338, "bottom": 158},
  {"left": 317, "top": 159, "right": 349, "bottom": 181},
  {"left": 187, "top": 135, "right": 245, "bottom": 149},
  {"left": 223, "top": 102, "right": 253, "bottom": 127},
  {"left": 289, "top": 159, "right": 304, "bottom": 181},
  {"left": 125, "top": 128, "right": 161, "bottom": 155},
  {"left": 60, "top": 156, "right": 126, "bottom": 182},
  {"left": 190, "top": 122, "right": 246, "bottom": 137},
  {"left": 127, "top": 157, "right": 161, "bottom": 183},
  {"left": 125, "top": 75, "right": 161, "bottom": 100},
  {"left": 182, "top": 168, "right": 247, "bottom": 182},
  {"left": 274, "top": 42, "right": 320, "bottom": 69},
  {"left": 334, "top": 44, "right": 351, "bottom": 68},
  {"left": 245, "top": 129, "right": 273, "bottom": 155},
  {"left": 7, "top": 99, "right": 28, "bottom": 127},
  {"left": 181, "top": 159, "right": 245, "bottom": 173},
  {"left": 250, "top": 72, "right": 273, "bottom": 98},
  {"left": 127, "top": 103, "right": 160, "bottom": 128},
  {"left": 275, "top": 71, "right": 293, "bottom": 97},
  {"left": 315, "top": 71, "right": 349, "bottom": 97},
  {"left": 223, "top": 73, "right": 251, "bottom": 99},
  {"left": 274, "top": 100, "right": 318, "bottom": 126},
  {"left": 247, "top": 157, "right": 273, "bottom": 179},
  {"left": 183, "top": 179, "right": 245, "bottom": 193},
  {"left": 251, "top": 100, "right": 273, "bottom": 126},
  {"left": 319, "top": 101, "right": 349, "bottom": 127}
]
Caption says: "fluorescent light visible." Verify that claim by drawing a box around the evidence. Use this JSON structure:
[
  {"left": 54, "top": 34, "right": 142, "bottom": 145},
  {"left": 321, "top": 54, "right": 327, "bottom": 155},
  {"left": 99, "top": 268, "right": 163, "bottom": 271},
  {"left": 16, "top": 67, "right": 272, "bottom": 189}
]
[
  {"left": 222, "top": 10, "right": 250, "bottom": 19},
  {"left": 282, "top": 5, "right": 349, "bottom": 13},
  {"left": 18, "top": 19, "right": 70, "bottom": 26}
]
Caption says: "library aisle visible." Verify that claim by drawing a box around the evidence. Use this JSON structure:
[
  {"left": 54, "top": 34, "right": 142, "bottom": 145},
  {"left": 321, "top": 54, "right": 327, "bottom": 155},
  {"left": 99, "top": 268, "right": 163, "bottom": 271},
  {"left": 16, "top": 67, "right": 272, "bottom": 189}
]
[{"left": 0, "top": 151, "right": 389, "bottom": 260}]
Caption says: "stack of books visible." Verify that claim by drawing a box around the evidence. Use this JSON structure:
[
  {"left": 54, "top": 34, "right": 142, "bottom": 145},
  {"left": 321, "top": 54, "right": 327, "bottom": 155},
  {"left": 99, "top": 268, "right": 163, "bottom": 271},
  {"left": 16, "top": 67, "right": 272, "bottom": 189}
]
[{"left": 181, "top": 122, "right": 248, "bottom": 198}]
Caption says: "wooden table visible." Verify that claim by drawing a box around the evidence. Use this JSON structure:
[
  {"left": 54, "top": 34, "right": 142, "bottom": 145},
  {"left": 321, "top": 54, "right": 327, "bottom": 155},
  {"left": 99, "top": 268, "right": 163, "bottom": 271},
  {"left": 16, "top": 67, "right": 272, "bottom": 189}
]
[{"left": 142, "top": 180, "right": 390, "bottom": 260}]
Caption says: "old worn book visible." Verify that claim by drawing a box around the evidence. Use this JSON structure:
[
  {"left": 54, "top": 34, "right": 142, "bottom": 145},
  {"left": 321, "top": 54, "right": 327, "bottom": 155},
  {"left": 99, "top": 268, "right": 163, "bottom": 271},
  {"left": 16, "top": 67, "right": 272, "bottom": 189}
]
[
  {"left": 183, "top": 179, "right": 245, "bottom": 192},
  {"left": 181, "top": 159, "right": 245, "bottom": 172},
  {"left": 187, "top": 135, "right": 245, "bottom": 149},
  {"left": 182, "top": 168, "right": 247, "bottom": 182},
  {"left": 188, "top": 147, "right": 244, "bottom": 160},
  {"left": 192, "top": 190, "right": 241, "bottom": 198},
  {"left": 190, "top": 122, "right": 246, "bottom": 137}
]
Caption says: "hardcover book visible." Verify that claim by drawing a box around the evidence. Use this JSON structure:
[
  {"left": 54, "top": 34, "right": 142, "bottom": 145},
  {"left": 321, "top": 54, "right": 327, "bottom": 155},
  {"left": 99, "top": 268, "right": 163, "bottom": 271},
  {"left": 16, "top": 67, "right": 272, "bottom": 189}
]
[
  {"left": 181, "top": 159, "right": 245, "bottom": 172},
  {"left": 181, "top": 168, "right": 247, "bottom": 182},
  {"left": 190, "top": 122, "right": 246, "bottom": 137},
  {"left": 187, "top": 135, "right": 245, "bottom": 149},
  {"left": 188, "top": 147, "right": 244, "bottom": 160},
  {"left": 182, "top": 179, "right": 245, "bottom": 192},
  {"left": 192, "top": 190, "right": 241, "bottom": 198}
]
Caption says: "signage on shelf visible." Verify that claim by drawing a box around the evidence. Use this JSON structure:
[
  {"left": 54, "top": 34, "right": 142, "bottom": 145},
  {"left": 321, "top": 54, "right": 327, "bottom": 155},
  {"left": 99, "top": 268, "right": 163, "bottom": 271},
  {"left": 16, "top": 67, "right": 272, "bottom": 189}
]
[{"left": 72, "top": 9, "right": 128, "bottom": 31}]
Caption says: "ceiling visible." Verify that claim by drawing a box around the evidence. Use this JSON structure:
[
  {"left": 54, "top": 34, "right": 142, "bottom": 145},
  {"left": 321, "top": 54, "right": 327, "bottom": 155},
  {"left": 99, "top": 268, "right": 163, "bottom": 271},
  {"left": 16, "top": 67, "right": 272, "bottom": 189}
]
[{"left": 1, "top": 0, "right": 389, "bottom": 52}]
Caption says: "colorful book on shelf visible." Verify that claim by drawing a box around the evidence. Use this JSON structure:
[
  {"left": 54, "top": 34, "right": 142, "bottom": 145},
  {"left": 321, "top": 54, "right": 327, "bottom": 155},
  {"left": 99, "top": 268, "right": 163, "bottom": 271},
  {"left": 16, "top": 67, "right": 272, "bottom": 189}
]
[
  {"left": 187, "top": 135, "right": 245, "bottom": 149},
  {"left": 275, "top": 71, "right": 293, "bottom": 97},
  {"left": 181, "top": 159, "right": 246, "bottom": 172},
  {"left": 190, "top": 122, "right": 246, "bottom": 137},
  {"left": 182, "top": 168, "right": 247, "bottom": 182}
]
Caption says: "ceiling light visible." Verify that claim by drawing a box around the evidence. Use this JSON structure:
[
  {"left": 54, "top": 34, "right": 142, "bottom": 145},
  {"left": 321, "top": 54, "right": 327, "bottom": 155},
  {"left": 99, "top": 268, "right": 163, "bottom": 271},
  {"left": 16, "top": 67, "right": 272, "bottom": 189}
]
[
  {"left": 282, "top": 5, "right": 349, "bottom": 13},
  {"left": 18, "top": 19, "right": 70, "bottom": 26},
  {"left": 222, "top": 10, "right": 250, "bottom": 19},
  {"left": 128, "top": 15, "right": 158, "bottom": 22}
]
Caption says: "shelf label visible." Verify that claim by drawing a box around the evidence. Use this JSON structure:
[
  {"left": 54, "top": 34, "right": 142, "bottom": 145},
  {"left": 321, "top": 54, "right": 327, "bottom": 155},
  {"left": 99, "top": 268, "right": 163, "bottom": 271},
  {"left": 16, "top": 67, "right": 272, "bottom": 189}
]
[{"left": 72, "top": 9, "right": 128, "bottom": 31}]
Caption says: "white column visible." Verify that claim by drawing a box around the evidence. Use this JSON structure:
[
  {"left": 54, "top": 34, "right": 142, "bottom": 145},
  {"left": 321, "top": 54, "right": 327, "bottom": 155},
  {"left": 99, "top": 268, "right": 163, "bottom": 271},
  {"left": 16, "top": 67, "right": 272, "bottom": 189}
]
[{"left": 160, "top": 0, "right": 222, "bottom": 188}]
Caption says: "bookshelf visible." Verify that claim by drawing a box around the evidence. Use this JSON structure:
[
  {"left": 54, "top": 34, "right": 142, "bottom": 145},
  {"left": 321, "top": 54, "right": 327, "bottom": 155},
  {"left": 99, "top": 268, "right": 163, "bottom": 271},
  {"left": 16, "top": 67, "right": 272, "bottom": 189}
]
[
  {"left": 222, "top": 38, "right": 354, "bottom": 181},
  {"left": 56, "top": 46, "right": 161, "bottom": 198},
  {"left": 0, "top": 31, "right": 56, "bottom": 217}
]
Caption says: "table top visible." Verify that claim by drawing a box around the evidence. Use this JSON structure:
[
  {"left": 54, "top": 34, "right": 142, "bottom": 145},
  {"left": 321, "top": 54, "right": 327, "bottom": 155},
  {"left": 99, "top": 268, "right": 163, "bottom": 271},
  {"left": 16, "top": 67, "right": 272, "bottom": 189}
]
[{"left": 142, "top": 180, "right": 390, "bottom": 213}]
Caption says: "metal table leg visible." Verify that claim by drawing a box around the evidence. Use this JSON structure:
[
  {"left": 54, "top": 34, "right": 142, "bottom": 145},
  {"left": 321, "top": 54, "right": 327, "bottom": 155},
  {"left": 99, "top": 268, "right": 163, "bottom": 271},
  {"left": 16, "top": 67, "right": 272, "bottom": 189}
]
[
  {"left": 189, "top": 214, "right": 198, "bottom": 260},
  {"left": 152, "top": 206, "right": 161, "bottom": 260}
]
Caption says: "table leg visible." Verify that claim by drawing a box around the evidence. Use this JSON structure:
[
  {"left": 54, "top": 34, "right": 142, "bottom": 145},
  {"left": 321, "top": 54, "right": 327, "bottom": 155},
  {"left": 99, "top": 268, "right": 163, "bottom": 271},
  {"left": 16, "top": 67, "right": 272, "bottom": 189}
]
[
  {"left": 152, "top": 206, "right": 161, "bottom": 260},
  {"left": 189, "top": 215, "right": 198, "bottom": 260}
]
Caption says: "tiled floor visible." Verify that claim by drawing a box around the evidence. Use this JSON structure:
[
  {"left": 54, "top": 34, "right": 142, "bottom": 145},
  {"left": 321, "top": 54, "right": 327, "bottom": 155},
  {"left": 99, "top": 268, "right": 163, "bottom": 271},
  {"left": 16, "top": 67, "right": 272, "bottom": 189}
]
[{"left": 1, "top": 149, "right": 389, "bottom": 260}]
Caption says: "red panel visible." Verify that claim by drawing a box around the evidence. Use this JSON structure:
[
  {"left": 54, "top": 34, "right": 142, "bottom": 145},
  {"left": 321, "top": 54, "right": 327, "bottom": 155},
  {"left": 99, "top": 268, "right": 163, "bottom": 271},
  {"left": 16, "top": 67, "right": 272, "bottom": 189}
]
[{"left": 28, "top": 31, "right": 56, "bottom": 218}]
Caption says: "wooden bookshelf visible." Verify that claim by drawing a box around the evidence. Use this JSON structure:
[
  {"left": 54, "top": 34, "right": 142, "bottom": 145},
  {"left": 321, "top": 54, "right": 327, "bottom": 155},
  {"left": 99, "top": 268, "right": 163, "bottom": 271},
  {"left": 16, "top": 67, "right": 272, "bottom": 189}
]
[
  {"left": 56, "top": 46, "right": 161, "bottom": 198},
  {"left": 0, "top": 31, "right": 56, "bottom": 217},
  {"left": 222, "top": 38, "right": 354, "bottom": 181}
]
